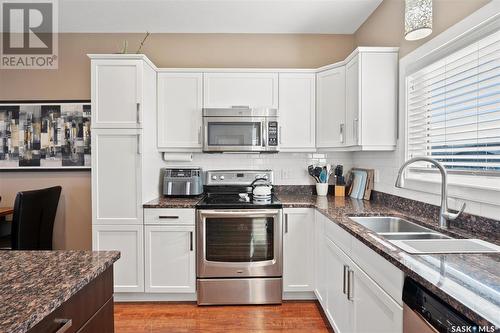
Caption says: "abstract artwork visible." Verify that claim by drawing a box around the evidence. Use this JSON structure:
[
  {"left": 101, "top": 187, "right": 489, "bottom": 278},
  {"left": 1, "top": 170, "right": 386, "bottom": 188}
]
[{"left": 0, "top": 102, "right": 91, "bottom": 169}]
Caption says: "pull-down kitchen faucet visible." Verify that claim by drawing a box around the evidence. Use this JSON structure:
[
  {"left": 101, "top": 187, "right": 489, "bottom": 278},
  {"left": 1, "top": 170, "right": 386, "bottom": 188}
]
[{"left": 395, "top": 157, "right": 466, "bottom": 229}]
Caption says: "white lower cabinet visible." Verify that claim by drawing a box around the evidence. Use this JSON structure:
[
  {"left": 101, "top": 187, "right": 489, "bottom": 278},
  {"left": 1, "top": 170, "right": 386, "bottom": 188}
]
[
  {"left": 283, "top": 208, "right": 315, "bottom": 292},
  {"left": 144, "top": 225, "right": 196, "bottom": 293},
  {"left": 314, "top": 211, "right": 327, "bottom": 306},
  {"left": 318, "top": 217, "right": 403, "bottom": 333},
  {"left": 92, "top": 224, "right": 144, "bottom": 293}
]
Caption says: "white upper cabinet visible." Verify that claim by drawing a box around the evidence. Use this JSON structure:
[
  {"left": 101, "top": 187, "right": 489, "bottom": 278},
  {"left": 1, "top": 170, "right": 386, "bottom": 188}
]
[
  {"left": 345, "top": 49, "right": 398, "bottom": 150},
  {"left": 316, "top": 66, "right": 346, "bottom": 149},
  {"left": 92, "top": 128, "right": 142, "bottom": 225},
  {"left": 283, "top": 208, "right": 315, "bottom": 293},
  {"left": 91, "top": 59, "right": 143, "bottom": 129},
  {"left": 278, "top": 73, "right": 316, "bottom": 151},
  {"left": 345, "top": 56, "right": 360, "bottom": 147},
  {"left": 157, "top": 72, "right": 203, "bottom": 151},
  {"left": 203, "top": 73, "right": 278, "bottom": 108}
]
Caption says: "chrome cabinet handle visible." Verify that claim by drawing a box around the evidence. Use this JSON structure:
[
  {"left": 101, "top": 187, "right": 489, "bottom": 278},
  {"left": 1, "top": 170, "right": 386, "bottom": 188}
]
[
  {"left": 136, "top": 102, "right": 141, "bottom": 124},
  {"left": 284, "top": 214, "right": 288, "bottom": 233},
  {"left": 343, "top": 265, "right": 349, "bottom": 294},
  {"left": 54, "top": 319, "right": 72, "bottom": 333},
  {"left": 340, "top": 123, "right": 345, "bottom": 143},
  {"left": 158, "top": 216, "right": 179, "bottom": 219},
  {"left": 353, "top": 118, "right": 359, "bottom": 143},
  {"left": 198, "top": 126, "right": 202, "bottom": 144},
  {"left": 189, "top": 231, "right": 193, "bottom": 251},
  {"left": 347, "top": 269, "right": 354, "bottom": 301},
  {"left": 136, "top": 134, "right": 141, "bottom": 155}
]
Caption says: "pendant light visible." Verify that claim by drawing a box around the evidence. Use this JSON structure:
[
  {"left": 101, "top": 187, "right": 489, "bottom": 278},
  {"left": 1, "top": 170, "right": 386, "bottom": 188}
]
[{"left": 405, "top": 0, "right": 433, "bottom": 41}]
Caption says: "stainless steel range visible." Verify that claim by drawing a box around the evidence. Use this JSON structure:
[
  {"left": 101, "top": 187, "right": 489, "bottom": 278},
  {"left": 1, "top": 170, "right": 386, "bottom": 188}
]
[{"left": 196, "top": 170, "right": 283, "bottom": 305}]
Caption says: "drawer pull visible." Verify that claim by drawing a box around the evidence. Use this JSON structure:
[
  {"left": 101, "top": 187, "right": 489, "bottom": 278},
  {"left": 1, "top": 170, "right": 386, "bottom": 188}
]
[
  {"left": 158, "top": 216, "right": 179, "bottom": 219},
  {"left": 54, "top": 319, "right": 72, "bottom": 333},
  {"left": 343, "top": 265, "right": 349, "bottom": 294},
  {"left": 190, "top": 231, "right": 193, "bottom": 251}
]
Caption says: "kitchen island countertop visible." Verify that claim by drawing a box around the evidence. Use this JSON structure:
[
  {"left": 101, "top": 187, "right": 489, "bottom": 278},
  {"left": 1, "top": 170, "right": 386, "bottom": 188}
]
[{"left": 0, "top": 250, "right": 120, "bottom": 333}]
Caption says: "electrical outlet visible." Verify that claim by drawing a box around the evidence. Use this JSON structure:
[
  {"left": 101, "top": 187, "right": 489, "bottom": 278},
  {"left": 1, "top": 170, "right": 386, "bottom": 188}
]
[{"left": 374, "top": 169, "right": 380, "bottom": 183}]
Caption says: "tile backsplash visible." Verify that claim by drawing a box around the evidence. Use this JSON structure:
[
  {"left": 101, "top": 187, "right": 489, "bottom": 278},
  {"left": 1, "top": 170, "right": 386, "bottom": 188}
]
[{"left": 161, "top": 152, "right": 353, "bottom": 185}]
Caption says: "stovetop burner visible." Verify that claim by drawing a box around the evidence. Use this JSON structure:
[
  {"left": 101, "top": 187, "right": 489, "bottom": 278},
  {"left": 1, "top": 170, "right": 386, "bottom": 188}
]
[{"left": 196, "top": 193, "right": 282, "bottom": 209}]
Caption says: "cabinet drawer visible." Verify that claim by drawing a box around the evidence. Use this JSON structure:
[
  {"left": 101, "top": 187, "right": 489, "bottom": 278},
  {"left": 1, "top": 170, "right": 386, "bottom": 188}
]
[
  {"left": 351, "top": 236, "right": 404, "bottom": 305},
  {"left": 144, "top": 208, "right": 195, "bottom": 225},
  {"left": 324, "top": 214, "right": 352, "bottom": 253}
]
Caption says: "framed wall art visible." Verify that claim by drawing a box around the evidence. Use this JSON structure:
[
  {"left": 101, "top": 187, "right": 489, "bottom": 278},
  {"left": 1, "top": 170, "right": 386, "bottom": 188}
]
[{"left": 0, "top": 101, "right": 91, "bottom": 170}]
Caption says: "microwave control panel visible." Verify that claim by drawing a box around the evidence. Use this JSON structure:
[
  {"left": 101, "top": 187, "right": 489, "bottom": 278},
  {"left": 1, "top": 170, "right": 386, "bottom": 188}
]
[{"left": 268, "top": 122, "right": 278, "bottom": 146}]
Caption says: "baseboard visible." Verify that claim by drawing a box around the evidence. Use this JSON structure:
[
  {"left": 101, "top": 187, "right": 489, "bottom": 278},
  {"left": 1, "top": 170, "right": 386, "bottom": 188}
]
[
  {"left": 283, "top": 291, "right": 317, "bottom": 300},
  {"left": 114, "top": 292, "right": 197, "bottom": 302}
]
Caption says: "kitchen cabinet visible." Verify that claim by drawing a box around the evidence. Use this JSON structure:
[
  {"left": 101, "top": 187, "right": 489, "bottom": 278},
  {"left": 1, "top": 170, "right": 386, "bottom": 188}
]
[
  {"left": 278, "top": 73, "right": 316, "bottom": 151},
  {"left": 91, "top": 59, "right": 143, "bottom": 129},
  {"left": 145, "top": 225, "right": 196, "bottom": 293},
  {"left": 157, "top": 72, "right": 203, "bottom": 151},
  {"left": 91, "top": 129, "right": 142, "bottom": 225},
  {"left": 314, "top": 211, "right": 327, "bottom": 307},
  {"left": 344, "top": 49, "right": 398, "bottom": 150},
  {"left": 316, "top": 66, "right": 346, "bottom": 148},
  {"left": 283, "top": 208, "right": 315, "bottom": 293},
  {"left": 317, "top": 213, "right": 403, "bottom": 333},
  {"left": 203, "top": 72, "right": 278, "bottom": 108},
  {"left": 93, "top": 225, "right": 144, "bottom": 293}
]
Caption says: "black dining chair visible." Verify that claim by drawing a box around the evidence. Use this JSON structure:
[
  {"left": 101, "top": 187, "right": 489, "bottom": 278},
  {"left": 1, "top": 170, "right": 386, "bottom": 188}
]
[{"left": 8, "top": 186, "right": 62, "bottom": 250}]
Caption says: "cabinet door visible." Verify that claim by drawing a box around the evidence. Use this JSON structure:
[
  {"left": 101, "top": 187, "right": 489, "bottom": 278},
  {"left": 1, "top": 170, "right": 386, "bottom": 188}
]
[
  {"left": 92, "top": 60, "right": 142, "bottom": 128},
  {"left": 203, "top": 73, "right": 278, "bottom": 108},
  {"left": 316, "top": 67, "right": 346, "bottom": 148},
  {"left": 157, "top": 73, "right": 203, "bottom": 150},
  {"left": 314, "top": 212, "right": 327, "bottom": 307},
  {"left": 92, "top": 129, "right": 142, "bottom": 225},
  {"left": 93, "top": 225, "right": 144, "bottom": 293},
  {"left": 351, "top": 263, "right": 403, "bottom": 333},
  {"left": 279, "top": 73, "right": 316, "bottom": 150},
  {"left": 325, "top": 237, "right": 353, "bottom": 333},
  {"left": 145, "top": 225, "right": 196, "bottom": 293},
  {"left": 345, "top": 55, "right": 360, "bottom": 147},
  {"left": 283, "top": 209, "right": 314, "bottom": 292}
]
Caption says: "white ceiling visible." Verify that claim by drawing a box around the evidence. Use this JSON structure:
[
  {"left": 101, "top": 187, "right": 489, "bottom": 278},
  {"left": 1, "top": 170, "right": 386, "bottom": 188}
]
[{"left": 59, "top": 0, "right": 383, "bottom": 34}]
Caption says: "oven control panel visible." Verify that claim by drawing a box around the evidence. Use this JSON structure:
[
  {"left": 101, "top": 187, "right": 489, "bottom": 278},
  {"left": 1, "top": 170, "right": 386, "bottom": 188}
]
[
  {"left": 268, "top": 122, "right": 278, "bottom": 146},
  {"left": 205, "top": 170, "right": 274, "bottom": 186}
]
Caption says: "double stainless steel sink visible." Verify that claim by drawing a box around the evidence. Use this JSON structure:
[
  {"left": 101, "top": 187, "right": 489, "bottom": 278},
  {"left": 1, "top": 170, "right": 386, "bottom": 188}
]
[{"left": 349, "top": 216, "right": 500, "bottom": 254}]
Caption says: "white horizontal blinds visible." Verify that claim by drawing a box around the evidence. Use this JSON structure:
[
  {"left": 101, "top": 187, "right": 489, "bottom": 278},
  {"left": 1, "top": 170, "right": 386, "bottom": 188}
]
[{"left": 407, "top": 29, "right": 500, "bottom": 172}]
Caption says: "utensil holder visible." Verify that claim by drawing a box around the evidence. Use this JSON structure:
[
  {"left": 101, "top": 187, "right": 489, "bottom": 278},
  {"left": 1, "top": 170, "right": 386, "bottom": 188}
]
[{"left": 316, "top": 183, "right": 329, "bottom": 196}]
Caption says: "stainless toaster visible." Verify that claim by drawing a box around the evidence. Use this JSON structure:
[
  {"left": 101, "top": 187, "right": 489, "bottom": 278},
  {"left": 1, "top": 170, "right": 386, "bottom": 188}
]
[{"left": 162, "top": 167, "right": 203, "bottom": 196}]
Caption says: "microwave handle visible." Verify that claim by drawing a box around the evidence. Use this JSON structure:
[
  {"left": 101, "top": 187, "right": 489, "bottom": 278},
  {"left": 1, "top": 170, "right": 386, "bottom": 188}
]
[{"left": 262, "top": 121, "right": 267, "bottom": 147}]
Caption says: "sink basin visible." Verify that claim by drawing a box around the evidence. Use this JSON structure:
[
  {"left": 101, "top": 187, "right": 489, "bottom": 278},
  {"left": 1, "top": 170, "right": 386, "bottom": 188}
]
[
  {"left": 349, "top": 216, "right": 432, "bottom": 233},
  {"left": 379, "top": 232, "right": 451, "bottom": 240},
  {"left": 390, "top": 239, "right": 500, "bottom": 254}
]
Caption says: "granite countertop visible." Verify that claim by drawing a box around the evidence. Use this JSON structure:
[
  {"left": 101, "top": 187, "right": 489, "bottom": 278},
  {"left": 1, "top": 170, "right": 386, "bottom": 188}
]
[
  {"left": 0, "top": 250, "right": 120, "bottom": 333},
  {"left": 143, "top": 195, "right": 203, "bottom": 208},
  {"left": 278, "top": 193, "right": 500, "bottom": 328}
]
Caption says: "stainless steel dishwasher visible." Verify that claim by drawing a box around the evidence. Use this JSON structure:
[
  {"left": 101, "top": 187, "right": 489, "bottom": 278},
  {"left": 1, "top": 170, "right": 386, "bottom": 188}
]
[{"left": 403, "top": 278, "right": 477, "bottom": 333}]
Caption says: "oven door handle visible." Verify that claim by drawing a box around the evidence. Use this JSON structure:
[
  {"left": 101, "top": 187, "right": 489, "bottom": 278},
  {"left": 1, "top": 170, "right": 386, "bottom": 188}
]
[{"left": 199, "top": 210, "right": 281, "bottom": 217}]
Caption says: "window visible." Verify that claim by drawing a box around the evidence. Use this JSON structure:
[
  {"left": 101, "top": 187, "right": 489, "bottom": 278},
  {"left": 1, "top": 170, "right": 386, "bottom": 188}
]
[{"left": 406, "top": 29, "right": 500, "bottom": 174}]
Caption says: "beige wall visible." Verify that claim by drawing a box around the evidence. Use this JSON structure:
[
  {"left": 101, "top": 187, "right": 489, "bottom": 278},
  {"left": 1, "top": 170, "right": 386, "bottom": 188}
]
[
  {"left": 0, "top": 0, "right": 491, "bottom": 249},
  {"left": 355, "top": 0, "right": 491, "bottom": 57}
]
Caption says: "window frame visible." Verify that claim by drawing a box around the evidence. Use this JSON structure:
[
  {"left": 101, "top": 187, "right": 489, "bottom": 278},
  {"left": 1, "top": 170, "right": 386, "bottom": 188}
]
[{"left": 398, "top": 2, "right": 500, "bottom": 204}]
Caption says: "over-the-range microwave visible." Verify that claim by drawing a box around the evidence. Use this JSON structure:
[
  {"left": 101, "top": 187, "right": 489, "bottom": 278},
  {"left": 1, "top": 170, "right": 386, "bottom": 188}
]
[{"left": 202, "top": 106, "right": 279, "bottom": 153}]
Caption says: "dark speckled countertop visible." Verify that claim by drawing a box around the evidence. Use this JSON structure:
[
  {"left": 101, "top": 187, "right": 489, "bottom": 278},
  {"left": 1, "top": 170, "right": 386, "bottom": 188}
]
[
  {"left": 143, "top": 195, "right": 203, "bottom": 208},
  {"left": 0, "top": 250, "right": 120, "bottom": 333},
  {"left": 143, "top": 193, "right": 499, "bottom": 327},
  {"left": 278, "top": 194, "right": 500, "bottom": 328}
]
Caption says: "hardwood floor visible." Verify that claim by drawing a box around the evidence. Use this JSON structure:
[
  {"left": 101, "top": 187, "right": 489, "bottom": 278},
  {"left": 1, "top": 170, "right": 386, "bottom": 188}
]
[{"left": 114, "top": 301, "right": 333, "bottom": 333}]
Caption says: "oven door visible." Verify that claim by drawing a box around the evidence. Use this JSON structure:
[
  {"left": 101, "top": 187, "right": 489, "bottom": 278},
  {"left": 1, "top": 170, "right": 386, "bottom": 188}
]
[
  {"left": 203, "top": 117, "right": 266, "bottom": 152},
  {"left": 197, "top": 209, "right": 282, "bottom": 278}
]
